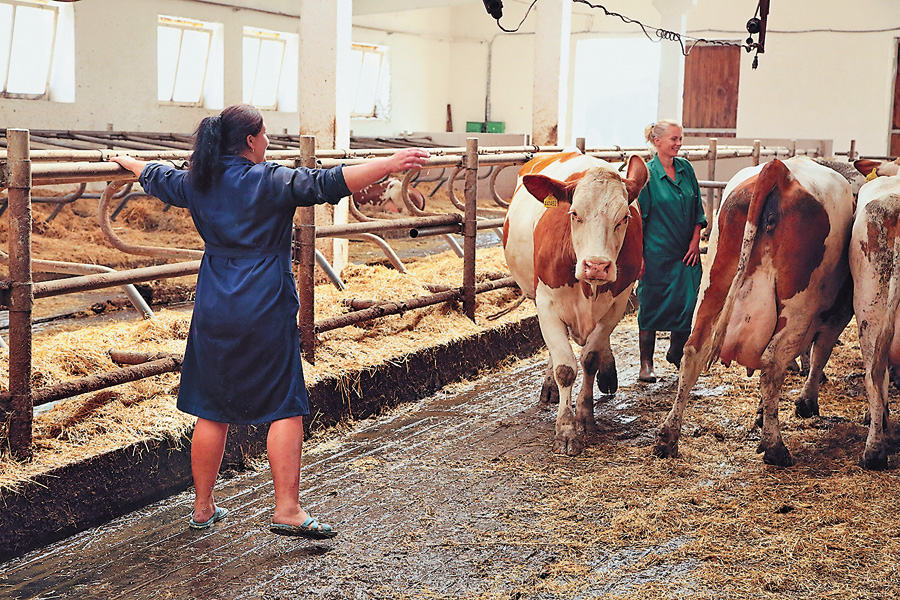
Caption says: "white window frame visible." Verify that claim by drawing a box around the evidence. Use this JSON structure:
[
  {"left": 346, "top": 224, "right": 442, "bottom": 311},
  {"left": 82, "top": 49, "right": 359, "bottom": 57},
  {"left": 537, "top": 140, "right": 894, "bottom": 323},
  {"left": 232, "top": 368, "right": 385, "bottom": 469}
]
[
  {"left": 350, "top": 43, "right": 389, "bottom": 120},
  {"left": 0, "top": 0, "right": 59, "bottom": 100},
  {"left": 242, "top": 26, "right": 291, "bottom": 111},
  {"left": 157, "top": 15, "right": 217, "bottom": 107}
]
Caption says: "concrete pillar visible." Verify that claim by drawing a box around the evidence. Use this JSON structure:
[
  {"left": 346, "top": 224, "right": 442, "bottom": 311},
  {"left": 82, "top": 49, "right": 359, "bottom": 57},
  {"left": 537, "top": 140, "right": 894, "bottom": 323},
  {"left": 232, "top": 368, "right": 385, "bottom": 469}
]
[
  {"left": 532, "top": 0, "right": 571, "bottom": 146},
  {"left": 652, "top": 0, "right": 696, "bottom": 122},
  {"left": 298, "top": 0, "right": 352, "bottom": 273}
]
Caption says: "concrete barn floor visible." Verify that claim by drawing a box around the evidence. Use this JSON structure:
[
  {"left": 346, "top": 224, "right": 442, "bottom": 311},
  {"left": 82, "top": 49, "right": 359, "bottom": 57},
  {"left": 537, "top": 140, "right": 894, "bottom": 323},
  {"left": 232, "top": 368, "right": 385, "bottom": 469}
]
[{"left": 0, "top": 348, "right": 672, "bottom": 600}]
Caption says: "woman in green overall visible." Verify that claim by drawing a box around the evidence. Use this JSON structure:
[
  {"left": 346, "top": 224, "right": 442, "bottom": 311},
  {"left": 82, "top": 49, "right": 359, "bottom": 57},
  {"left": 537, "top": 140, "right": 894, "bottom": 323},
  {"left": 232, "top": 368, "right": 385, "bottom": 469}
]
[{"left": 637, "top": 119, "right": 707, "bottom": 382}]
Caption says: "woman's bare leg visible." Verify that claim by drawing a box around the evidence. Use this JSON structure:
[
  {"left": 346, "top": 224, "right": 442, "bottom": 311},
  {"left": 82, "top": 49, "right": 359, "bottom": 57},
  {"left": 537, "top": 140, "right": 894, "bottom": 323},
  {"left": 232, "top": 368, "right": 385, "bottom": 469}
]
[{"left": 191, "top": 418, "right": 229, "bottom": 522}]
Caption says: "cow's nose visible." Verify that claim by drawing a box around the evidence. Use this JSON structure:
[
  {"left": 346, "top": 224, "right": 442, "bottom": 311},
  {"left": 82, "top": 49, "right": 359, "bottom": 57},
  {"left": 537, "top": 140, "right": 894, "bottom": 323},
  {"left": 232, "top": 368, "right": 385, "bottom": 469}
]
[{"left": 583, "top": 259, "right": 614, "bottom": 281}]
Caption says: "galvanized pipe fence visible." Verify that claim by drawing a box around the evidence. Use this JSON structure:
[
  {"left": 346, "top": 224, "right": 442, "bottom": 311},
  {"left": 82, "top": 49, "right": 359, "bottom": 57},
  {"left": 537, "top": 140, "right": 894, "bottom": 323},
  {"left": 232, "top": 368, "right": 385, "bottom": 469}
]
[{"left": 0, "top": 131, "right": 824, "bottom": 458}]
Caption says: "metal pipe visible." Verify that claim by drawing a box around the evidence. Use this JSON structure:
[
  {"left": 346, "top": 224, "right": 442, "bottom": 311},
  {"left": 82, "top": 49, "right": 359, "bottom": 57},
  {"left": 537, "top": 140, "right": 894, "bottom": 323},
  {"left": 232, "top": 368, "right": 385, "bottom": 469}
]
[
  {"left": 297, "top": 136, "right": 317, "bottom": 364},
  {"left": 443, "top": 234, "right": 464, "bottom": 258},
  {"left": 315, "top": 214, "right": 461, "bottom": 238},
  {"left": 445, "top": 166, "right": 466, "bottom": 211},
  {"left": 463, "top": 138, "right": 478, "bottom": 321},
  {"left": 109, "top": 349, "right": 178, "bottom": 365},
  {"left": 341, "top": 233, "right": 408, "bottom": 273},
  {"left": 314, "top": 276, "right": 517, "bottom": 334},
  {"left": 409, "top": 217, "right": 505, "bottom": 238},
  {"left": 6, "top": 128, "right": 33, "bottom": 458},
  {"left": 0, "top": 142, "right": 826, "bottom": 165},
  {"left": 12, "top": 356, "right": 184, "bottom": 408},
  {"left": 706, "top": 138, "right": 717, "bottom": 229},
  {"left": 400, "top": 169, "right": 430, "bottom": 216},
  {"left": 98, "top": 180, "right": 204, "bottom": 260},
  {"left": 488, "top": 164, "right": 511, "bottom": 208},
  {"left": 30, "top": 261, "right": 201, "bottom": 300},
  {"left": 0, "top": 250, "right": 154, "bottom": 318},
  {"left": 314, "top": 249, "right": 346, "bottom": 291}
]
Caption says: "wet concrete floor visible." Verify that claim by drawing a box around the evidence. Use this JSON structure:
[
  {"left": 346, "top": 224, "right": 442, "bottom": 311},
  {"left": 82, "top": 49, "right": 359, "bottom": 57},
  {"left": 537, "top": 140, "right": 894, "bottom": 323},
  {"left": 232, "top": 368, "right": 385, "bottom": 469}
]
[{"left": 0, "top": 331, "right": 679, "bottom": 600}]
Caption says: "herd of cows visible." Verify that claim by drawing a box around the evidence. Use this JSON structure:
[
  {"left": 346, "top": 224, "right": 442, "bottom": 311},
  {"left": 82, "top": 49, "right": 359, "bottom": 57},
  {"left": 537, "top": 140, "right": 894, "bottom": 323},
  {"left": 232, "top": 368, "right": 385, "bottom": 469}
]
[{"left": 501, "top": 149, "right": 900, "bottom": 470}]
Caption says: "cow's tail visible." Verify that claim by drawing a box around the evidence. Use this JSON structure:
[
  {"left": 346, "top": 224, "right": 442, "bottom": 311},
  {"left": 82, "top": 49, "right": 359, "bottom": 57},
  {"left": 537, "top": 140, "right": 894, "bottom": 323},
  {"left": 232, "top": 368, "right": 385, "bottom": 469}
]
[
  {"left": 871, "top": 234, "right": 900, "bottom": 390},
  {"left": 705, "top": 160, "right": 788, "bottom": 369}
]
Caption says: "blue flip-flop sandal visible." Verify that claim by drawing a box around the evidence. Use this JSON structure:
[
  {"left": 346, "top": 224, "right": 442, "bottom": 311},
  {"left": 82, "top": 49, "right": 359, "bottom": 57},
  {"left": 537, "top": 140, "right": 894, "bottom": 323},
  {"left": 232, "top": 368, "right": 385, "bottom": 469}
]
[
  {"left": 270, "top": 516, "right": 337, "bottom": 539},
  {"left": 189, "top": 506, "right": 229, "bottom": 530}
]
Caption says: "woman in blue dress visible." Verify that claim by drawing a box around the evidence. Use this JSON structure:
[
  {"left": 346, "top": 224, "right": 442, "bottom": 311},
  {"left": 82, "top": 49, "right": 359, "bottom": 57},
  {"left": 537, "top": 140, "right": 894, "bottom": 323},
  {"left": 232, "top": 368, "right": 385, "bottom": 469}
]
[
  {"left": 113, "top": 104, "right": 429, "bottom": 539},
  {"left": 637, "top": 119, "right": 706, "bottom": 383}
]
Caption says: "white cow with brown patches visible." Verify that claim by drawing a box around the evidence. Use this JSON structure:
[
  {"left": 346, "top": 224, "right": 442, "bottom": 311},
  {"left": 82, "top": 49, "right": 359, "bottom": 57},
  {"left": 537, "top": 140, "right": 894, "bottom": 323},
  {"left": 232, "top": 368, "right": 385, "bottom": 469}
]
[
  {"left": 503, "top": 151, "right": 648, "bottom": 455},
  {"left": 654, "top": 157, "right": 855, "bottom": 467},
  {"left": 849, "top": 158, "right": 900, "bottom": 469}
]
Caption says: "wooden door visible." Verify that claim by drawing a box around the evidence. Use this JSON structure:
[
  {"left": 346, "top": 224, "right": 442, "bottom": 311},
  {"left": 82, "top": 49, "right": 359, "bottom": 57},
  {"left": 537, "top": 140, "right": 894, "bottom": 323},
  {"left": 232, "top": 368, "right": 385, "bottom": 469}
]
[
  {"left": 682, "top": 44, "right": 740, "bottom": 138},
  {"left": 891, "top": 40, "right": 900, "bottom": 157}
]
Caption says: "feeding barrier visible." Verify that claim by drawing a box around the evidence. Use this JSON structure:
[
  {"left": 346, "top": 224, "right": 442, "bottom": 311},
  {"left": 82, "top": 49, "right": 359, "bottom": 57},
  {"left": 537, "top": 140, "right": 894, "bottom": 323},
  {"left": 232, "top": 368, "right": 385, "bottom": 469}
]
[{"left": 0, "top": 129, "right": 827, "bottom": 458}]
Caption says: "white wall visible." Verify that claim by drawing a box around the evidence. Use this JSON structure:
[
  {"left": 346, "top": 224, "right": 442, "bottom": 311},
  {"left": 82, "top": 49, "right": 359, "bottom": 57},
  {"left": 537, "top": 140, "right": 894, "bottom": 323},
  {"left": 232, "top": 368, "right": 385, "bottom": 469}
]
[
  {"left": 1, "top": 0, "right": 307, "bottom": 134},
  {"left": 3, "top": 0, "right": 899, "bottom": 157},
  {"left": 686, "top": 0, "right": 899, "bottom": 156}
]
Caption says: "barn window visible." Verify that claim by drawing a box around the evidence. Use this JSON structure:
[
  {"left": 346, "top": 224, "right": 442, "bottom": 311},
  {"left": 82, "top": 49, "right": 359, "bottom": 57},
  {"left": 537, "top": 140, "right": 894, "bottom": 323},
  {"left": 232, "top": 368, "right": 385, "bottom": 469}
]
[
  {"left": 349, "top": 43, "right": 389, "bottom": 119},
  {"left": 157, "top": 15, "right": 223, "bottom": 108},
  {"left": 0, "top": 0, "right": 74, "bottom": 101},
  {"left": 242, "top": 26, "right": 298, "bottom": 112}
]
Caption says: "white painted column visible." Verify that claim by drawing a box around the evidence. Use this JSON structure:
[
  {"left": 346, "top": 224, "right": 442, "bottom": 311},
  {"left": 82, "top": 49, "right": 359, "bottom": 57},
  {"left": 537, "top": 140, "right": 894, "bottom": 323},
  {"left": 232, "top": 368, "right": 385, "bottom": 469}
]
[
  {"left": 532, "top": 0, "right": 571, "bottom": 146},
  {"left": 652, "top": 0, "right": 696, "bottom": 121},
  {"left": 298, "top": 0, "right": 352, "bottom": 272}
]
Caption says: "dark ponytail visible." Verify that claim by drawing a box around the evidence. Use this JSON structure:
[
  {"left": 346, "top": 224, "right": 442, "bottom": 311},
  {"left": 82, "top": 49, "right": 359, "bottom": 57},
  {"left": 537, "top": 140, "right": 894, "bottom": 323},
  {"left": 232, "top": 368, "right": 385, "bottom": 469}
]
[{"left": 188, "top": 103, "right": 264, "bottom": 193}]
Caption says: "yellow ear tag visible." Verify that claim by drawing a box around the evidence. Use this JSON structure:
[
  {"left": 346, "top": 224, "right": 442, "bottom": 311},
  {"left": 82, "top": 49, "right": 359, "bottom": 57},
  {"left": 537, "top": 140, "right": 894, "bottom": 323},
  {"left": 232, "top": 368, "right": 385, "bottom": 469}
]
[
  {"left": 543, "top": 195, "right": 558, "bottom": 208},
  {"left": 866, "top": 168, "right": 879, "bottom": 182}
]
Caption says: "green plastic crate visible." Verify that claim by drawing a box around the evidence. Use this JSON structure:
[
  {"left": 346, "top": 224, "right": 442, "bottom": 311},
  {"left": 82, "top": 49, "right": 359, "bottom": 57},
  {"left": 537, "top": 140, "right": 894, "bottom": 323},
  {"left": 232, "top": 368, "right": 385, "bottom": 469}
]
[
  {"left": 485, "top": 121, "right": 505, "bottom": 133},
  {"left": 466, "top": 121, "right": 485, "bottom": 133}
]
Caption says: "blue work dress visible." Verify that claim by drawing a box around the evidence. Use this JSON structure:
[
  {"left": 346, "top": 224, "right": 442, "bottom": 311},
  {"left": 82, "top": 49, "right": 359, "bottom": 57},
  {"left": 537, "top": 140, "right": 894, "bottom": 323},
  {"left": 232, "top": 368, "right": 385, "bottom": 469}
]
[
  {"left": 139, "top": 155, "right": 350, "bottom": 424},
  {"left": 636, "top": 155, "right": 707, "bottom": 333}
]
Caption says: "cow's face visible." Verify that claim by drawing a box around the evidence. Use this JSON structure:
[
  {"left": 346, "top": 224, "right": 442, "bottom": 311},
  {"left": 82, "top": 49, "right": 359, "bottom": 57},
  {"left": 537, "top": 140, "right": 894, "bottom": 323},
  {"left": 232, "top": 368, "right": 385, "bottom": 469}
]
[{"left": 524, "top": 155, "right": 648, "bottom": 285}]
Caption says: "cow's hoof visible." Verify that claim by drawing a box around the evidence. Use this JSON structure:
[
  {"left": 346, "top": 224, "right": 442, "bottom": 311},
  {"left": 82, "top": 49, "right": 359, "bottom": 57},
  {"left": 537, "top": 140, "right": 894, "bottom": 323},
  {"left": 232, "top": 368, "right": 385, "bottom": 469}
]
[
  {"left": 794, "top": 398, "right": 820, "bottom": 419},
  {"left": 861, "top": 449, "right": 889, "bottom": 471},
  {"left": 554, "top": 435, "right": 584, "bottom": 456},
  {"left": 651, "top": 441, "right": 679, "bottom": 459},
  {"left": 596, "top": 368, "right": 618, "bottom": 395},
  {"left": 759, "top": 442, "right": 794, "bottom": 467},
  {"left": 652, "top": 427, "right": 679, "bottom": 458},
  {"left": 540, "top": 379, "right": 559, "bottom": 405},
  {"left": 579, "top": 416, "right": 599, "bottom": 436}
]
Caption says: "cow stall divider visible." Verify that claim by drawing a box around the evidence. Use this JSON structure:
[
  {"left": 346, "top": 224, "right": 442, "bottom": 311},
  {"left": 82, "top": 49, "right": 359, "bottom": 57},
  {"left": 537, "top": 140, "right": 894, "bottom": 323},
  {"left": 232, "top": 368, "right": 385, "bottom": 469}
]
[{"left": 0, "top": 131, "right": 825, "bottom": 459}]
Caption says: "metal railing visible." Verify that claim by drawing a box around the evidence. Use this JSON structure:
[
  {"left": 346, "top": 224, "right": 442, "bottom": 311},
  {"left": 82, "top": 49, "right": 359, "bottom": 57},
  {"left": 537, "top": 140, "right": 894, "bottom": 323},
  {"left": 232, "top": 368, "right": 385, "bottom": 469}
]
[{"left": 0, "top": 131, "right": 825, "bottom": 458}]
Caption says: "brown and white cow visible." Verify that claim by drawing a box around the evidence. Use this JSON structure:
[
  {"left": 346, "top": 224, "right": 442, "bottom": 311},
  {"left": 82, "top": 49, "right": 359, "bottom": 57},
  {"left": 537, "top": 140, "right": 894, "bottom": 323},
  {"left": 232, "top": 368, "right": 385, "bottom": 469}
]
[
  {"left": 654, "top": 156, "right": 855, "bottom": 467},
  {"left": 352, "top": 177, "right": 426, "bottom": 214},
  {"left": 849, "top": 158, "right": 900, "bottom": 469},
  {"left": 503, "top": 151, "right": 648, "bottom": 455}
]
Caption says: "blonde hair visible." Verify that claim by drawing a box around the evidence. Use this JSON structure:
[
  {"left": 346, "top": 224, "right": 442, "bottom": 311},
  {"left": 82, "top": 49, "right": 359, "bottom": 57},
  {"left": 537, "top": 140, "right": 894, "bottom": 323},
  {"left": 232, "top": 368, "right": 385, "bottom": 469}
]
[{"left": 644, "top": 119, "right": 683, "bottom": 154}]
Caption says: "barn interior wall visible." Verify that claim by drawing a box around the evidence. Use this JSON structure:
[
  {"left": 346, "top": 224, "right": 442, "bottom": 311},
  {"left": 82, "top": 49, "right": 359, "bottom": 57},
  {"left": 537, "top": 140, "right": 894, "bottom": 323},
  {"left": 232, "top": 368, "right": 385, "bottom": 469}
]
[
  {"left": 350, "top": 10, "right": 458, "bottom": 137},
  {"left": 1, "top": 0, "right": 897, "bottom": 157},
  {"left": 0, "top": 0, "right": 306, "bottom": 135},
  {"left": 685, "top": 0, "right": 899, "bottom": 157}
]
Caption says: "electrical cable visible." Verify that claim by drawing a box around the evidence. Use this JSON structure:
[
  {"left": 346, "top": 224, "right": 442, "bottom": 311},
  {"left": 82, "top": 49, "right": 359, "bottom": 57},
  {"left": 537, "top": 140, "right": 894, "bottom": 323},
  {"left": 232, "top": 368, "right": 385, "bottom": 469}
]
[{"left": 489, "top": 0, "right": 767, "bottom": 54}]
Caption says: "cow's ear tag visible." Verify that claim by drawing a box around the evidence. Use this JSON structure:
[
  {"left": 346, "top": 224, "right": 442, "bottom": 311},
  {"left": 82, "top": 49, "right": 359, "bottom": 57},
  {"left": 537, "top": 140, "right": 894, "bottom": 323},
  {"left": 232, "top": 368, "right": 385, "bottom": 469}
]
[
  {"left": 866, "top": 168, "right": 879, "bottom": 182},
  {"left": 543, "top": 195, "right": 558, "bottom": 208}
]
